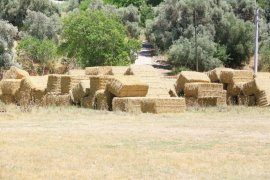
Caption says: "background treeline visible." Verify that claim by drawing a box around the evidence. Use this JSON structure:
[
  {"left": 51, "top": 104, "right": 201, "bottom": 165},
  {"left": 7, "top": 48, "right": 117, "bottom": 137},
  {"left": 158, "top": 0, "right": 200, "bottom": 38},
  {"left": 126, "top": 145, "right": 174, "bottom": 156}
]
[{"left": 0, "top": 0, "right": 270, "bottom": 74}]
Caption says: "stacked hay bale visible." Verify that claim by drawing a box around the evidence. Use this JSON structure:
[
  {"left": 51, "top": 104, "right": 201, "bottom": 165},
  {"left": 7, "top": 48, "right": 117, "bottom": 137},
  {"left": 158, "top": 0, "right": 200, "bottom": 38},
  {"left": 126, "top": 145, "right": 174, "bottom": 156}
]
[
  {"left": 0, "top": 79, "right": 21, "bottom": 104},
  {"left": 220, "top": 69, "right": 254, "bottom": 105},
  {"left": 206, "top": 68, "right": 233, "bottom": 82},
  {"left": 3, "top": 66, "right": 29, "bottom": 79},
  {"left": 175, "top": 71, "right": 210, "bottom": 96},
  {"left": 44, "top": 75, "right": 71, "bottom": 106},
  {"left": 70, "top": 80, "right": 90, "bottom": 104},
  {"left": 125, "top": 65, "right": 170, "bottom": 97},
  {"left": 111, "top": 66, "right": 129, "bottom": 75},
  {"left": 30, "top": 76, "right": 48, "bottom": 105},
  {"left": 113, "top": 97, "right": 186, "bottom": 114},
  {"left": 242, "top": 75, "right": 270, "bottom": 106},
  {"left": 184, "top": 83, "right": 225, "bottom": 107}
]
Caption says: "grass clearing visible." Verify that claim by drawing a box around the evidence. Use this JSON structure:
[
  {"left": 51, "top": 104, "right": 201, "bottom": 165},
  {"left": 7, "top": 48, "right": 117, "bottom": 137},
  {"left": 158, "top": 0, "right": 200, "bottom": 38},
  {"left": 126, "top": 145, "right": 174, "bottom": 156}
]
[{"left": 1, "top": 105, "right": 270, "bottom": 179}]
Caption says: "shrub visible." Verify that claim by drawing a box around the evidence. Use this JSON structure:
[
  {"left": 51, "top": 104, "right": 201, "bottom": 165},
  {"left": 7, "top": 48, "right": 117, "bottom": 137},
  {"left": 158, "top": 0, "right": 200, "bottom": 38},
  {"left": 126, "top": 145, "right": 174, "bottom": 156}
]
[{"left": 60, "top": 10, "right": 140, "bottom": 67}]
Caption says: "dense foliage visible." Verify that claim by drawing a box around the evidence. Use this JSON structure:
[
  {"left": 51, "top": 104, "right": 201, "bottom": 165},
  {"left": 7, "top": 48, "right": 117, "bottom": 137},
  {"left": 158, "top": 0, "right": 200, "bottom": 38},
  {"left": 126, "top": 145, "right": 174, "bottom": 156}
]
[{"left": 60, "top": 10, "right": 140, "bottom": 67}]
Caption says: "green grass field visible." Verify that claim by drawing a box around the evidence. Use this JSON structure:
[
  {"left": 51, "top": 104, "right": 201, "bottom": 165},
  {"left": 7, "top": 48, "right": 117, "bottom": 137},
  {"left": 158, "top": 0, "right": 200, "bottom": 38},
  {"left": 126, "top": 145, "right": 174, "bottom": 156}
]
[{"left": 1, "top": 105, "right": 270, "bottom": 179}]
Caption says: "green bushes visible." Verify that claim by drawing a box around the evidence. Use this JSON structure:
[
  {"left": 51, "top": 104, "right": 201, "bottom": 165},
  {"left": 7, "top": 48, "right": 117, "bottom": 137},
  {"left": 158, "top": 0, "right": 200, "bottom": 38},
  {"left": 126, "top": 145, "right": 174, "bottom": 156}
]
[{"left": 60, "top": 10, "right": 140, "bottom": 67}]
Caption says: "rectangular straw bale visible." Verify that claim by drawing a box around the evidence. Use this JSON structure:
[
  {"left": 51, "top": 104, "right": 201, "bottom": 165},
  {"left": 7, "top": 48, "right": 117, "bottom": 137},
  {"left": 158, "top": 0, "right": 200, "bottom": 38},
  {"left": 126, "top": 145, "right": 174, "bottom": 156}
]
[
  {"left": 0, "top": 79, "right": 21, "bottom": 95},
  {"left": 111, "top": 66, "right": 129, "bottom": 75},
  {"left": 207, "top": 68, "right": 233, "bottom": 82},
  {"left": 243, "top": 78, "right": 270, "bottom": 96},
  {"left": 47, "top": 74, "right": 61, "bottom": 94},
  {"left": 3, "top": 66, "right": 29, "bottom": 79},
  {"left": 255, "top": 90, "right": 270, "bottom": 107},
  {"left": 81, "top": 93, "right": 95, "bottom": 108},
  {"left": 70, "top": 80, "right": 90, "bottom": 104},
  {"left": 254, "top": 72, "right": 270, "bottom": 79},
  {"left": 141, "top": 97, "right": 186, "bottom": 114},
  {"left": 175, "top": 71, "right": 210, "bottom": 95},
  {"left": 0, "top": 94, "right": 15, "bottom": 104},
  {"left": 220, "top": 70, "right": 254, "bottom": 84},
  {"left": 112, "top": 97, "right": 143, "bottom": 113},
  {"left": 227, "top": 83, "right": 245, "bottom": 96},
  {"left": 90, "top": 75, "right": 113, "bottom": 92},
  {"left": 68, "top": 69, "right": 85, "bottom": 76},
  {"left": 216, "top": 90, "right": 227, "bottom": 106},
  {"left": 43, "top": 94, "right": 71, "bottom": 106},
  {"left": 60, "top": 75, "right": 72, "bottom": 94},
  {"left": 125, "top": 65, "right": 158, "bottom": 76},
  {"left": 32, "top": 89, "right": 46, "bottom": 105},
  {"left": 184, "top": 83, "right": 223, "bottom": 98},
  {"left": 85, "top": 66, "right": 113, "bottom": 75},
  {"left": 238, "top": 95, "right": 256, "bottom": 106},
  {"left": 15, "top": 77, "right": 33, "bottom": 106},
  {"left": 93, "top": 90, "right": 114, "bottom": 111},
  {"left": 107, "top": 76, "right": 149, "bottom": 97},
  {"left": 29, "top": 76, "right": 48, "bottom": 91}
]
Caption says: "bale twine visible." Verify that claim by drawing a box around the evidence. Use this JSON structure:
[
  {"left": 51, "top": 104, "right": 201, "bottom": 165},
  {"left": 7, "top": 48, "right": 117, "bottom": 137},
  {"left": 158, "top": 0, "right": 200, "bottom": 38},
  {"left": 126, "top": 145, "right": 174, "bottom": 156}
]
[
  {"left": 175, "top": 71, "right": 210, "bottom": 95},
  {"left": 85, "top": 66, "right": 113, "bottom": 75},
  {"left": 107, "top": 76, "right": 149, "bottom": 97},
  {"left": 3, "top": 66, "right": 29, "bottom": 79},
  {"left": 0, "top": 79, "right": 21, "bottom": 95},
  {"left": 70, "top": 80, "right": 90, "bottom": 104},
  {"left": 220, "top": 70, "right": 254, "bottom": 84},
  {"left": 184, "top": 83, "right": 223, "bottom": 98}
]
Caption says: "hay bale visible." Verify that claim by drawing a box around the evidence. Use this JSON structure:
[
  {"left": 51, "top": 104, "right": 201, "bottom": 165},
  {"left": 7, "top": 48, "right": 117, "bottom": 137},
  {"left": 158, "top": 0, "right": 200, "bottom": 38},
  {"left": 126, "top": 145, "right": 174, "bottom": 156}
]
[
  {"left": 68, "top": 69, "right": 85, "bottom": 76},
  {"left": 112, "top": 97, "right": 143, "bottom": 113},
  {"left": 216, "top": 90, "right": 227, "bottom": 106},
  {"left": 90, "top": 75, "right": 113, "bottom": 92},
  {"left": 175, "top": 71, "right": 210, "bottom": 95},
  {"left": 47, "top": 74, "right": 61, "bottom": 94},
  {"left": 227, "top": 83, "right": 245, "bottom": 96},
  {"left": 238, "top": 95, "right": 256, "bottom": 106},
  {"left": 32, "top": 89, "right": 46, "bottom": 105},
  {"left": 70, "top": 80, "right": 90, "bottom": 104},
  {"left": 29, "top": 76, "right": 48, "bottom": 91},
  {"left": 141, "top": 97, "right": 186, "bottom": 114},
  {"left": 111, "top": 66, "right": 129, "bottom": 75},
  {"left": 0, "top": 94, "right": 15, "bottom": 104},
  {"left": 85, "top": 66, "right": 112, "bottom": 75},
  {"left": 255, "top": 90, "right": 270, "bottom": 107},
  {"left": 61, "top": 75, "right": 72, "bottom": 94},
  {"left": 184, "top": 83, "right": 223, "bottom": 98},
  {"left": 93, "top": 90, "right": 114, "bottom": 111},
  {"left": 125, "top": 65, "right": 170, "bottom": 97},
  {"left": 81, "top": 93, "right": 95, "bottom": 108},
  {"left": 107, "top": 76, "right": 149, "bottom": 97},
  {"left": 3, "top": 66, "right": 29, "bottom": 79},
  {"left": 43, "top": 94, "right": 71, "bottom": 106},
  {"left": 242, "top": 78, "right": 270, "bottom": 96},
  {"left": 220, "top": 70, "right": 254, "bottom": 84},
  {"left": 206, "top": 68, "right": 233, "bottom": 82},
  {"left": 15, "top": 77, "right": 33, "bottom": 105},
  {"left": 254, "top": 72, "right": 270, "bottom": 79},
  {"left": 0, "top": 79, "right": 21, "bottom": 95}
]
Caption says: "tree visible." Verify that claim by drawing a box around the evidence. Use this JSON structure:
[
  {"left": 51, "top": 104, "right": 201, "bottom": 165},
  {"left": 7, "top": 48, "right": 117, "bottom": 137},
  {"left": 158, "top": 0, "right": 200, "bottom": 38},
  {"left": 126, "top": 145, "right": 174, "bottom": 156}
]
[
  {"left": 23, "top": 10, "right": 62, "bottom": 42},
  {"left": 60, "top": 10, "right": 140, "bottom": 67},
  {"left": 0, "top": 20, "right": 18, "bottom": 69}
]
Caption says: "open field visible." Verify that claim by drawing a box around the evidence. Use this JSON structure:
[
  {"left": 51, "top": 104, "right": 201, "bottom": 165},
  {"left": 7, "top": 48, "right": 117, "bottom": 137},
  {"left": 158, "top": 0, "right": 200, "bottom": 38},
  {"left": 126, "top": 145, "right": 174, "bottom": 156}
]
[{"left": 1, "top": 106, "right": 270, "bottom": 179}]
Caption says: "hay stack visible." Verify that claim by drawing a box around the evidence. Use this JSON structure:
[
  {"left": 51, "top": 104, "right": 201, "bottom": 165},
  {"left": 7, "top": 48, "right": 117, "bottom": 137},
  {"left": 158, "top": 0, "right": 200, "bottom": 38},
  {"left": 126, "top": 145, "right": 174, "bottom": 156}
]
[
  {"left": 220, "top": 70, "right": 254, "bottom": 84},
  {"left": 184, "top": 83, "right": 223, "bottom": 98},
  {"left": 90, "top": 75, "right": 113, "bottom": 92},
  {"left": 107, "top": 76, "right": 149, "bottom": 97},
  {"left": 111, "top": 66, "right": 129, "bottom": 75},
  {"left": 175, "top": 71, "right": 210, "bottom": 95},
  {"left": 207, "top": 68, "right": 233, "bottom": 82},
  {"left": 0, "top": 79, "right": 21, "bottom": 95},
  {"left": 43, "top": 94, "right": 71, "bottom": 106},
  {"left": 3, "top": 66, "right": 29, "bottom": 79},
  {"left": 85, "top": 66, "right": 112, "bottom": 75},
  {"left": 70, "top": 80, "right": 90, "bottom": 104},
  {"left": 141, "top": 97, "right": 186, "bottom": 114},
  {"left": 125, "top": 65, "right": 170, "bottom": 97}
]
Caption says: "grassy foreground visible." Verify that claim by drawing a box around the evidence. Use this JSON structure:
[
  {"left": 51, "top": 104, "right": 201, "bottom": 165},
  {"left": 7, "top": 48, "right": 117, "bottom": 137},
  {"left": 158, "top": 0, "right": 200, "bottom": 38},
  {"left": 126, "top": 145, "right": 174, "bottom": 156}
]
[{"left": 1, "top": 105, "right": 270, "bottom": 179}]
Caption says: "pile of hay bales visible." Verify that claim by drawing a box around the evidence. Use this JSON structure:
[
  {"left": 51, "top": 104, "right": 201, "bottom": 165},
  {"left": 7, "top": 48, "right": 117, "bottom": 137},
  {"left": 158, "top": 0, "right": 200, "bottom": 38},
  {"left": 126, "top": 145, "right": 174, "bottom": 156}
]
[
  {"left": 184, "top": 83, "right": 225, "bottom": 107},
  {"left": 70, "top": 80, "right": 90, "bottom": 104}
]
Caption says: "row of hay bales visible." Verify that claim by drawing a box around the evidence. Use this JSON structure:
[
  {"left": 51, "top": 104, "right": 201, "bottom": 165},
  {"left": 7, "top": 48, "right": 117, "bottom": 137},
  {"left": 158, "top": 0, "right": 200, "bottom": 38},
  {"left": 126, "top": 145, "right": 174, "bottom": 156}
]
[{"left": 0, "top": 66, "right": 186, "bottom": 114}]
